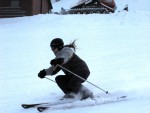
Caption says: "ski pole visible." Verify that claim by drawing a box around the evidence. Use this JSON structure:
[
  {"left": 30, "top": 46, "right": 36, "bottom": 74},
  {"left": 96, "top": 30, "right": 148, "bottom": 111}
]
[
  {"left": 57, "top": 64, "right": 110, "bottom": 94},
  {"left": 45, "top": 77, "right": 56, "bottom": 83}
]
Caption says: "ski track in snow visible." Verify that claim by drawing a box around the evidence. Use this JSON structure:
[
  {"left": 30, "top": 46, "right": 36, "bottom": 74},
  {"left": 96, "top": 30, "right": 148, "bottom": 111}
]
[{"left": 37, "top": 95, "right": 127, "bottom": 111}]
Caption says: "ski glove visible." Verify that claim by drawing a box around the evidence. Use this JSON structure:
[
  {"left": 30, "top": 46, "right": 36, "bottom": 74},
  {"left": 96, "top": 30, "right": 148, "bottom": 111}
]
[
  {"left": 50, "top": 58, "right": 64, "bottom": 66},
  {"left": 38, "top": 69, "right": 46, "bottom": 78}
]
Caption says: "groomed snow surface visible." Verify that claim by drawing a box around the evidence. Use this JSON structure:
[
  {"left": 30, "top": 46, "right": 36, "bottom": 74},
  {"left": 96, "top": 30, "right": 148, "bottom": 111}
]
[{"left": 0, "top": 0, "right": 150, "bottom": 113}]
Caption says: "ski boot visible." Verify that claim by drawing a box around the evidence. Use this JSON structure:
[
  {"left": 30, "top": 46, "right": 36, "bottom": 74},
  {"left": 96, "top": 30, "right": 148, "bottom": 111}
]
[{"left": 78, "top": 85, "right": 94, "bottom": 100}]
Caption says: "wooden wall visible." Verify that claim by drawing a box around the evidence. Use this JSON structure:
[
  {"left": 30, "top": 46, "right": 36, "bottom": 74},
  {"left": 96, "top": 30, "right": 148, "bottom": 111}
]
[
  {"left": 20, "top": 0, "right": 32, "bottom": 16},
  {"left": 0, "top": 0, "right": 52, "bottom": 16},
  {"left": 20, "top": 0, "right": 52, "bottom": 16},
  {"left": 0, "top": 0, "right": 11, "bottom": 7}
]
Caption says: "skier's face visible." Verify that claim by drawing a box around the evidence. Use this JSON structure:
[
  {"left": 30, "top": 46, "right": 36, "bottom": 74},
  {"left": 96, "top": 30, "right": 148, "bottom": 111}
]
[{"left": 51, "top": 46, "right": 58, "bottom": 53}]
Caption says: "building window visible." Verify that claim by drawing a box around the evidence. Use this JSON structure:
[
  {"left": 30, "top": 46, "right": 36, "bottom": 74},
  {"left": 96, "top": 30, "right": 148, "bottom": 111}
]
[{"left": 11, "top": 0, "right": 20, "bottom": 7}]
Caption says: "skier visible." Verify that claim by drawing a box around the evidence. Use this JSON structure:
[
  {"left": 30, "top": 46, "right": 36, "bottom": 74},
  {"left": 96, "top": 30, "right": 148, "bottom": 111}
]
[{"left": 38, "top": 38, "right": 93, "bottom": 100}]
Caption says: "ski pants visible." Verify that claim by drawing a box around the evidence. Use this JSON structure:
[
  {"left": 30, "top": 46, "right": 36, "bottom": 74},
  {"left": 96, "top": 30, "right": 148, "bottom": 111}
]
[{"left": 55, "top": 74, "right": 86, "bottom": 94}]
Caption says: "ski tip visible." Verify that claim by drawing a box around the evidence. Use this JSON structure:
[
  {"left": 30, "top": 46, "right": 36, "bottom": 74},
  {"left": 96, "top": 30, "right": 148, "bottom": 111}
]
[
  {"left": 21, "top": 104, "right": 29, "bottom": 109},
  {"left": 37, "top": 107, "right": 48, "bottom": 112},
  {"left": 120, "top": 96, "right": 127, "bottom": 98}
]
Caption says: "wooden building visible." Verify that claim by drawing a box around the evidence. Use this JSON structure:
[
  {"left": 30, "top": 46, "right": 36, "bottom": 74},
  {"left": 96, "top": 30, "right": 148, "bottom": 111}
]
[{"left": 0, "top": 0, "right": 53, "bottom": 18}]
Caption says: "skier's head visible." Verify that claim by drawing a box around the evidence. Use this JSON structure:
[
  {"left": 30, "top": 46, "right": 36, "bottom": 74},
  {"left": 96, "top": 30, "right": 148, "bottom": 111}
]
[{"left": 50, "top": 38, "right": 64, "bottom": 51}]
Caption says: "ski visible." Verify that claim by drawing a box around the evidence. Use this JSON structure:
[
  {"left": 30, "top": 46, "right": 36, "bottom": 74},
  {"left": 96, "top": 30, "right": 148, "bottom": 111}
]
[
  {"left": 36, "top": 95, "right": 127, "bottom": 112},
  {"left": 119, "top": 95, "right": 127, "bottom": 98},
  {"left": 21, "top": 98, "right": 80, "bottom": 109},
  {"left": 21, "top": 103, "right": 49, "bottom": 109},
  {"left": 37, "top": 107, "right": 49, "bottom": 112}
]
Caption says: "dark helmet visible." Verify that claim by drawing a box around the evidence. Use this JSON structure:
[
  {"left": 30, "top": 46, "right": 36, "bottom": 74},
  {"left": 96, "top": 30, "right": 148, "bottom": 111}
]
[{"left": 50, "top": 38, "right": 64, "bottom": 50}]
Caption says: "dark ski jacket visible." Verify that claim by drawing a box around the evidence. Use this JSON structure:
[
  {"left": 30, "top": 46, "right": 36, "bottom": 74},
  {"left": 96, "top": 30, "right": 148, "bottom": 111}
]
[{"left": 45, "top": 47, "right": 90, "bottom": 80}]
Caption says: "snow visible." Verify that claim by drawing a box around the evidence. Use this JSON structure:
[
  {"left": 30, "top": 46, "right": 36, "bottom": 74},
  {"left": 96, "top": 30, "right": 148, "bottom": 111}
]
[{"left": 0, "top": 0, "right": 150, "bottom": 113}]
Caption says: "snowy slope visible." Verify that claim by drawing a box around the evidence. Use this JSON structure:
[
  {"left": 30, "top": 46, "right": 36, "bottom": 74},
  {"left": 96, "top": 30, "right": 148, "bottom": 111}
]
[{"left": 0, "top": 0, "right": 150, "bottom": 113}]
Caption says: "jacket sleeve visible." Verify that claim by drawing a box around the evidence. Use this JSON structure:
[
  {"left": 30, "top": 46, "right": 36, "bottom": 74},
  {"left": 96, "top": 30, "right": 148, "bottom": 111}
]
[
  {"left": 45, "top": 65, "right": 61, "bottom": 75},
  {"left": 59, "top": 47, "right": 73, "bottom": 64}
]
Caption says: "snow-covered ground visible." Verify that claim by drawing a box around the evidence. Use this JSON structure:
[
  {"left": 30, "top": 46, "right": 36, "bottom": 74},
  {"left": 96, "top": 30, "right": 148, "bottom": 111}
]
[{"left": 0, "top": 0, "right": 150, "bottom": 113}]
